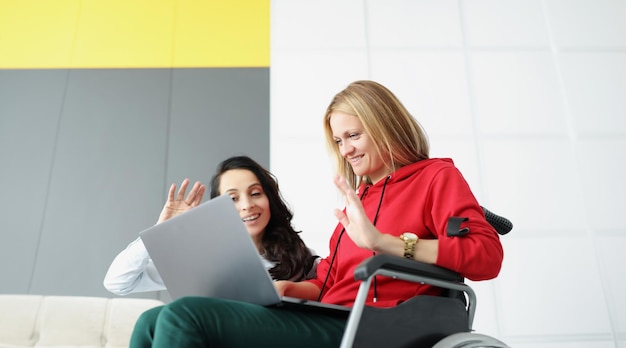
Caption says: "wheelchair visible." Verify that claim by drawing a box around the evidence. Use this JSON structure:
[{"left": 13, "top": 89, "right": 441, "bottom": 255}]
[{"left": 339, "top": 207, "right": 513, "bottom": 348}]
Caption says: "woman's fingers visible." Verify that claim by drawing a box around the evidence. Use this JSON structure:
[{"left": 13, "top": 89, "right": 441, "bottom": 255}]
[
  {"left": 332, "top": 174, "right": 381, "bottom": 249},
  {"left": 333, "top": 175, "right": 360, "bottom": 205},
  {"left": 333, "top": 208, "right": 350, "bottom": 229},
  {"left": 166, "top": 183, "right": 177, "bottom": 202},
  {"left": 334, "top": 175, "right": 366, "bottom": 217},
  {"left": 176, "top": 178, "right": 190, "bottom": 201},
  {"left": 194, "top": 184, "right": 206, "bottom": 205},
  {"left": 333, "top": 175, "right": 347, "bottom": 193},
  {"left": 166, "top": 178, "right": 205, "bottom": 206},
  {"left": 188, "top": 181, "right": 205, "bottom": 206}
]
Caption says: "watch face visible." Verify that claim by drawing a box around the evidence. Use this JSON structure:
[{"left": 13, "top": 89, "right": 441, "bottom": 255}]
[{"left": 402, "top": 232, "right": 418, "bottom": 241}]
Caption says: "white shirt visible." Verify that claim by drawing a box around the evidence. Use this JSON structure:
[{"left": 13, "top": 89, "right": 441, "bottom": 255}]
[{"left": 103, "top": 237, "right": 277, "bottom": 296}]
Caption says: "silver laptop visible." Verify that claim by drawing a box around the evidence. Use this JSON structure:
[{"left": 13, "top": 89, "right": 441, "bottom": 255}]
[{"left": 139, "top": 194, "right": 349, "bottom": 317}]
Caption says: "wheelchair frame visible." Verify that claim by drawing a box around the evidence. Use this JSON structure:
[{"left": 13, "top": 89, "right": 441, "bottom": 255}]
[{"left": 339, "top": 207, "right": 512, "bottom": 348}]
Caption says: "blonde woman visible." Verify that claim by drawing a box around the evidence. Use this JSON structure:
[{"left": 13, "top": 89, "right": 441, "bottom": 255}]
[{"left": 133, "top": 81, "right": 503, "bottom": 348}]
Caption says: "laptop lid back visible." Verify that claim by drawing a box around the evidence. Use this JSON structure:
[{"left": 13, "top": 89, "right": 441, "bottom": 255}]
[{"left": 139, "top": 194, "right": 282, "bottom": 306}]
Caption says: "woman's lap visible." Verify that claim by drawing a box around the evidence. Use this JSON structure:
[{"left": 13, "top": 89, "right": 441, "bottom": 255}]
[
  {"left": 130, "top": 305, "right": 164, "bottom": 348},
  {"left": 151, "top": 297, "right": 347, "bottom": 348}
]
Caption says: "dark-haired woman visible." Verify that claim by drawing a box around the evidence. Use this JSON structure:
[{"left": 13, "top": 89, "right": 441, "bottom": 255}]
[{"left": 103, "top": 156, "right": 317, "bottom": 347}]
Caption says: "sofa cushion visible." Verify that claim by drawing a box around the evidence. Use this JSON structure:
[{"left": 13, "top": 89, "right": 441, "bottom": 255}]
[{"left": 0, "top": 294, "right": 164, "bottom": 348}]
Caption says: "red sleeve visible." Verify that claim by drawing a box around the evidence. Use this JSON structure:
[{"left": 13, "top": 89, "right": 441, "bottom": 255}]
[{"left": 427, "top": 166, "right": 504, "bottom": 280}]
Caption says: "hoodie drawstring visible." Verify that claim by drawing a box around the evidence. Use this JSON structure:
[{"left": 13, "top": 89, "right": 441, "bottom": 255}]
[
  {"left": 317, "top": 175, "right": 391, "bottom": 303},
  {"left": 371, "top": 175, "right": 391, "bottom": 302}
]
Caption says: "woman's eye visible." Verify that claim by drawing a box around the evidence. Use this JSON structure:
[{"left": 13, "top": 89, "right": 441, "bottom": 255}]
[
  {"left": 334, "top": 138, "right": 342, "bottom": 145},
  {"left": 349, "top": 132, "right": 360, "bottom": 139},
  {"left": 230, "top": 196, "right": 238, "bottom": 202}
]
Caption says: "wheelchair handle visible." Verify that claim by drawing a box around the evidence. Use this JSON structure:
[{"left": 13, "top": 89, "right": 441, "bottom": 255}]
[{"left": 481, "top": 206, "right": 513, "bottom": 235}]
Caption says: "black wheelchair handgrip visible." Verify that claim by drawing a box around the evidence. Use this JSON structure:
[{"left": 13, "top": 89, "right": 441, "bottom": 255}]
[
  {"left": 482, "top": 206, "right": 513, "bottom": 235},
  {"left": 353, "top": 254, "right": 463, "bottom": 282}
]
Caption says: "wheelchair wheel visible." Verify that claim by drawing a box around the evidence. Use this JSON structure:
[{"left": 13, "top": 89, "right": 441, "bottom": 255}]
[{"left": 432, "top": 332, "right": 510, "bottom": 348}]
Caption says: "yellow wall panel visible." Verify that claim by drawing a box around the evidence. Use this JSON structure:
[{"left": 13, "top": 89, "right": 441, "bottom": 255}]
[
  {"left": 0, "top": 1, "right": 80, "bottom": 68},
  {"left": 174, "top": 0, "right": 269, "bottom": 67},
  {"left": 71, "top": 0, "right": 176, "bottom": 68},
  {"left": 0, "top": 0, "right": 269, "bottom": 68}
]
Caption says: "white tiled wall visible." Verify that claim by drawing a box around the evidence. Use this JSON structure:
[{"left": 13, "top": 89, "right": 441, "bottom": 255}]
[{"left": 270, "top": 0, "right": 626, "bottom": 346}]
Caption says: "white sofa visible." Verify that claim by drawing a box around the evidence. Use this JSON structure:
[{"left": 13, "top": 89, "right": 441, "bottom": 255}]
[{"left": 0, "top": 294, "right": 164, "bottom": 348}]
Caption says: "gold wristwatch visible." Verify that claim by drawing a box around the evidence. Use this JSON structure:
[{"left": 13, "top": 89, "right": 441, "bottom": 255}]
[{"left": 400, "top": 232, "right": 418, "bottom": 259}]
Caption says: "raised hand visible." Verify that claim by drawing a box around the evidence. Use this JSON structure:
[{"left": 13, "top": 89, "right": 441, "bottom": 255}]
[
  {"left": 156, "top": 178, "right": 206, "bottom": 224},
  {"left": 332, "top": 175, "right": 381, "bottom": 250}
]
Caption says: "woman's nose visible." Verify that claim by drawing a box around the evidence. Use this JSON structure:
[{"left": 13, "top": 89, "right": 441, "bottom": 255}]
[
  {"left": 239, "top": 196, "right": 255, "bottom": 210},
  {"left": 340, "top": 142, "right": 353, "bottom": 157}
]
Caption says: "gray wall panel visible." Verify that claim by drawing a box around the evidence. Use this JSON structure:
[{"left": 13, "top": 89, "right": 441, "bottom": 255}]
[
  {"left": 30, "top": 69, "right": 172, "bottom": 296},
  {"left": 0, "top": 68, "right": 269, "bottom": 298},
  {"left": 0, "top": 70, "right": 68, "bottom": 293},
  {"left": 168, "top": 68, "right": 270, "bottom": 183}
]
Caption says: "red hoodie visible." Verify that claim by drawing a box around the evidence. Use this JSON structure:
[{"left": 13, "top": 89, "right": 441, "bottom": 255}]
[{"left": 306, "top": 158, "right": 504, "bottom": 308}]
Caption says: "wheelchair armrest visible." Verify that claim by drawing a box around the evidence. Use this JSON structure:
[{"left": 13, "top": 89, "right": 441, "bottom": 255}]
[
  {"left": 342, "top": 254, "right": 476, "bottom": 348},
  {"left": 353, "top": 254, "right": 463, "bottom": 283}
]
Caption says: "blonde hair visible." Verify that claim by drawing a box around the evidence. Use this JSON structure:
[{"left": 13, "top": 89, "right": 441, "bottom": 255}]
[{"left": 323, "top": 80, "right": 430, "bottom": 189}]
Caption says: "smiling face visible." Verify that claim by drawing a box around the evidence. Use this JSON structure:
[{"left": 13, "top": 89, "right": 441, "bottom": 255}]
[
  {"left": 330, "top": 111, "right": 389, "bottom": 184},
  {"left": 218, "top": 169, "right": 271, "bottom": 247}
]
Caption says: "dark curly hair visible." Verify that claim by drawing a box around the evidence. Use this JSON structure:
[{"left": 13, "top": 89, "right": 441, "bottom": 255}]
[{"left": 209, "top": 156, "right": 316, "bottom": 281}]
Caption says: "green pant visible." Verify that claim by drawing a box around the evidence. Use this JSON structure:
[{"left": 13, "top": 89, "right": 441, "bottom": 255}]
[
  {"left": 130, "top": 297, "right": 347, "bottom": 348},
  {"left": 130, "top": 305, "right": 164, "bottom": 347}
]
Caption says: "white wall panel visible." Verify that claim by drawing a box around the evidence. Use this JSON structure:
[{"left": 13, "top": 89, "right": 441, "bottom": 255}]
[
  {"left": 270, "top": 135, "right": 340, "bottom": 256},
  {"left": 481, "top": 139, "right": 586, "bottom": 231},
  {"left": 367, "top": 0, "right": 463, "bottom": 48},
  {"left": 463, "top": 0, "right": 550, "bottom": 47},
  {"left": 545, "top": 0, "right": 626, "bottom": 47},
  {"left": 497, "top": 236, "right": 611, "bottom": 336},
  {"left": 470, "top": 51, "right": 568, "bottom": 136},
  {"left": 559, "top": 52, "right": 626, "bottom": 136},
  {"left": 576, "top": 139, "right": 626, "bottom": 229},
  {"left": 595, "top": 233, "right": 626, "bottom": 334},
  {"left": 370, "top": 50, "right": 473, "bottom": 137},
  {"left": 270, "top": 50, "right": 369, "bottom": 139},
  {"left": 271, "top": 0, "right": 366, "bottom": 50}
]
